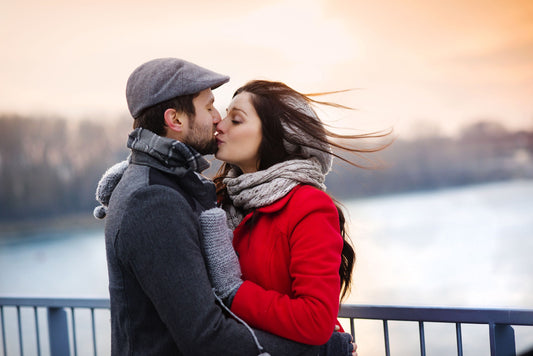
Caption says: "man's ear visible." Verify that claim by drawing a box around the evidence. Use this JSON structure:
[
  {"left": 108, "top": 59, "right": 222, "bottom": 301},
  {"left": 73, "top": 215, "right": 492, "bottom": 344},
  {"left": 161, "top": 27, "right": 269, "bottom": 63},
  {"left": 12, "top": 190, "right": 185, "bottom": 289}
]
[{"left": 164, "top": 108, "right": 186, "bottom": 133}]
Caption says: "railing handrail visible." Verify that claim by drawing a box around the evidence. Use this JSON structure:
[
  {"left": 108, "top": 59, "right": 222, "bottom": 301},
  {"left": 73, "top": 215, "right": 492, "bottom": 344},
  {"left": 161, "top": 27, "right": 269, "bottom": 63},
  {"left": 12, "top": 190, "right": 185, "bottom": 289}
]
[
  {"left": 2, "top": 297, "right": 532, "bottom": 325},
  {"left": 339, "top": 304, "right": 533, "bottom": 326},
  {"left": 0, "top": 297, "right": 110, "bottom": 309}
]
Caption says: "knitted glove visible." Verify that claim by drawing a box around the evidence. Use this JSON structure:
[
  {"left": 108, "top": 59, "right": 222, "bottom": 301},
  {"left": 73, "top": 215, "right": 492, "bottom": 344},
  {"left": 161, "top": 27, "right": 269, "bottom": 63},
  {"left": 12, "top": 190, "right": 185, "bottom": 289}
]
[
  {"left": 93, "top": 159, "right": 129, "bottom": 219},
  {"left": 319, "top": 332, "right": 354, "bottom": 356},
  {"left": 199, "top": 208, "right": 243, "bottom": 304}
]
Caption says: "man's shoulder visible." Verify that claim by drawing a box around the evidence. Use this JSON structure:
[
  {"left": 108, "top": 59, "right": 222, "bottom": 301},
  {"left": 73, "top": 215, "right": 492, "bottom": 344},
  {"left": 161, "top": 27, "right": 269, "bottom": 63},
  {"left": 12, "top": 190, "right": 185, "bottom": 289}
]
[
  {"left": 109, "top": 167, "right": 199, "bottom": 237},
  {"left": 111, "top": 165, "right": 195, "bottom": 211}
]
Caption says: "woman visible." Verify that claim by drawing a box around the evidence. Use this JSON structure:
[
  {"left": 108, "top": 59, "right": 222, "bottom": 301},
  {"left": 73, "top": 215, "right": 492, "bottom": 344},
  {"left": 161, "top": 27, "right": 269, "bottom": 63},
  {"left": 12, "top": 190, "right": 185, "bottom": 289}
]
[{"left": 200, "top": 80, "right": 389, "bottom": 354}]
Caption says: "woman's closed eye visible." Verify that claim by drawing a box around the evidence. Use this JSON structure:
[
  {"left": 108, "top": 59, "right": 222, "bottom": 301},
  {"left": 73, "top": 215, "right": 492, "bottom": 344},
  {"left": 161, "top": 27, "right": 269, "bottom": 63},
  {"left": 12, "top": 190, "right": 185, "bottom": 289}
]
[{"left": 229, "top": 114, "right": 243, "bottom": 125}]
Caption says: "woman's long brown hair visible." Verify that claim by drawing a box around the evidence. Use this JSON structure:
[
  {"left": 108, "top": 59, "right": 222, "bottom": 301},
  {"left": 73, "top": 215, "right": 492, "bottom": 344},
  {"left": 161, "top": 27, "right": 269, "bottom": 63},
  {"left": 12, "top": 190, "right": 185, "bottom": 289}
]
[{"left": 214, "top": 80, "right": 392, "bottom": 300}]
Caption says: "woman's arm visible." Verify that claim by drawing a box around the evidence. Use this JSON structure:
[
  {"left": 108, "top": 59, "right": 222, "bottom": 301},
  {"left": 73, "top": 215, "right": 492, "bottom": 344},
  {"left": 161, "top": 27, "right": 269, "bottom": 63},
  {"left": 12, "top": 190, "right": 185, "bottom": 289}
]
[{"left": 200, "top": 187, "right": 345, "bottom": 345}]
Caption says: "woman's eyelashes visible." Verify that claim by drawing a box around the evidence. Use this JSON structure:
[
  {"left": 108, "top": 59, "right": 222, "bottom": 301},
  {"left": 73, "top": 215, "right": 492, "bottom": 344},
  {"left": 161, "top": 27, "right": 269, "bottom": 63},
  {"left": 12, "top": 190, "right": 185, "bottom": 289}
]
[{"left": 227, "top": 111, "right": 242, "bottom": 124}]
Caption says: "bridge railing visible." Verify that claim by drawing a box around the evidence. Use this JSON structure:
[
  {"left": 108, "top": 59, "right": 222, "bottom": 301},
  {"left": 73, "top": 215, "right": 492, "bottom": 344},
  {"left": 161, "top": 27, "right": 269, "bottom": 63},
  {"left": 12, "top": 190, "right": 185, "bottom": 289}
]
[
  {"left": 0, "top": 297, "right": 109, "bottom": 356},
  {"left": 1, "top": 297, "right": 532, "bottom": 356},
  {"left": 338, "top": 304, "right": 533, "bottom": 356}
]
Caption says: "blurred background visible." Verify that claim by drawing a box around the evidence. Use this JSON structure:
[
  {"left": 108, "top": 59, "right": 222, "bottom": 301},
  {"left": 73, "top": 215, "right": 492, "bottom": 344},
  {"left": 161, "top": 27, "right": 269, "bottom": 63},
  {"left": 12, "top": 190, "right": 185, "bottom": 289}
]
[{"left": 1, "top": 0, "right": 532, "bottom": 354}]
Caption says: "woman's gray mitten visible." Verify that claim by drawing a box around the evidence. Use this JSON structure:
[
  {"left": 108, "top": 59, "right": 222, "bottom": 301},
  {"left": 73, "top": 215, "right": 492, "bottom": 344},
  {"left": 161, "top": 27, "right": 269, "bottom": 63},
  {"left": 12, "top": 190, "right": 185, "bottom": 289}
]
[{"left": 199, "top": 208, "right": 243, "bottom": 304}]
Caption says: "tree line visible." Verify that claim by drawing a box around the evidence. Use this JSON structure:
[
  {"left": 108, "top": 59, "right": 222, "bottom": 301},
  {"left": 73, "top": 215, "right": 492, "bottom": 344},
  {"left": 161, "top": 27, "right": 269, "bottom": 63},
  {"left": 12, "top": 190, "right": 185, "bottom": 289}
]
[
  {"left": 0, "top": 115, "right": 532, "bottom": 222},
  {"left": 326, "top": 121, "right": 533, "bottom": 199},
  {"left": 0, "top": 115, "right": 130, "bottom": 222}
]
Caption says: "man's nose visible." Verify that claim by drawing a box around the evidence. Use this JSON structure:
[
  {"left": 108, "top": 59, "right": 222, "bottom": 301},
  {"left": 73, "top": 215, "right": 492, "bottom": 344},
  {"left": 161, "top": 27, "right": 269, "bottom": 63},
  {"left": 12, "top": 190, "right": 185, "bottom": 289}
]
[{"left": 212, "top": 109, "right": 222, "bottom": 124}]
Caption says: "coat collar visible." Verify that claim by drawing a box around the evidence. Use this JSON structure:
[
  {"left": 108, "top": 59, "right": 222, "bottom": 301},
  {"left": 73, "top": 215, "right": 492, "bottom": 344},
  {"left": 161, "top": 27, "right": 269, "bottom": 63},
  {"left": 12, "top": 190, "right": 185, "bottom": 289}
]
[{"left": 239, "top": 185, "right": 303, "bottom": 225}]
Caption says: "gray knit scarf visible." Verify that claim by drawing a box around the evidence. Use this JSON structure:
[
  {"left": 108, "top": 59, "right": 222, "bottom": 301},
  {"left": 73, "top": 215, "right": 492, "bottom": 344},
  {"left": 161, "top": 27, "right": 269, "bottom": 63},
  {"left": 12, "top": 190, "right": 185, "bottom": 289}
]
[
  {"left": 93, "top": 128, "right": 210, "bottom": 219},
  {"left": 222, "top": 157, "right": 326, "bottom": 230},
  {"left": 128, "top": 127, "right": 210, "bottom": 173}
]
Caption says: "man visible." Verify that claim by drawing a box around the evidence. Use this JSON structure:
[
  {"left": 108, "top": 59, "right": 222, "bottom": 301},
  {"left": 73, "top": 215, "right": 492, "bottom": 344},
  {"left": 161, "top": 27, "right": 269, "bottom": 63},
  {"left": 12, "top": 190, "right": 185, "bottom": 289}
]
[{"left": 97, "top": 58, "right": 320, "bottom": 355}]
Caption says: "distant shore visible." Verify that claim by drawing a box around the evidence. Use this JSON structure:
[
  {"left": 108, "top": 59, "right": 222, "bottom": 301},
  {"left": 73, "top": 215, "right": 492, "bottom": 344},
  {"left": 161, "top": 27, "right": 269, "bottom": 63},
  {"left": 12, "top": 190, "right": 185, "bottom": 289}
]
[{"left": 0, "top": 212, "right": 103, "bottom": 239}]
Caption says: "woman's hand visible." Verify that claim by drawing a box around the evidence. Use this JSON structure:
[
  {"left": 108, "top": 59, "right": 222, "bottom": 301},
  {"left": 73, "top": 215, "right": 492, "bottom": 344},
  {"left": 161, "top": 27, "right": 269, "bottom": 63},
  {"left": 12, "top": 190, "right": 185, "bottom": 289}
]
[{"left": 199, "top": 208, "right": 243, "bottom": 304}]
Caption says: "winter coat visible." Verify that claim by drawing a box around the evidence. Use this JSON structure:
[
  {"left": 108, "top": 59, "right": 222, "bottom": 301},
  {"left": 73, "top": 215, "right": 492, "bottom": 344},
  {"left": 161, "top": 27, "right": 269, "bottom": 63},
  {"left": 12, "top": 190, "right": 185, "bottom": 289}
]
[{"left": 230, "top": 184, "right": 344, "bottom": 345}]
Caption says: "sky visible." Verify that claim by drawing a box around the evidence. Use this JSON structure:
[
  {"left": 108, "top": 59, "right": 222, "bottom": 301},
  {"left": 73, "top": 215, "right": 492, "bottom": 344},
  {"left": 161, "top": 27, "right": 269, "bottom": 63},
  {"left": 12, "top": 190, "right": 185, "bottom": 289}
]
[{"left": 1, "top": 0, "right": 532, "bottom": 137}]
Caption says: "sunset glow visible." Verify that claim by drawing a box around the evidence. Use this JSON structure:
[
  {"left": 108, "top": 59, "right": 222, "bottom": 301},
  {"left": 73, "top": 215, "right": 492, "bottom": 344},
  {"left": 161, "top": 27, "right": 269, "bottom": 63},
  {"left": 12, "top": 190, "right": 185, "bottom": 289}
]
[{"left": 1, "top": 0, "right": 532, "bottom": 136}]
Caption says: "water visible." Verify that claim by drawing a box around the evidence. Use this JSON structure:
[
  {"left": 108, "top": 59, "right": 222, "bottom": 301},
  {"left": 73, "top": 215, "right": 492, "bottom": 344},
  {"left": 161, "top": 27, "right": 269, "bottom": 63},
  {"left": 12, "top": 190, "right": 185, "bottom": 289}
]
[
  {"left": 1, "top": 180, "right": 532, "bottom": 355},
  {"left": 344, "top": 180, "right": 533, "bottom": 309},
  {"left": 340, "top": 180, "right": 533, "bottom": 355},
  {"left": 0, "top": 229, "right": 109, "bottom": 299}
]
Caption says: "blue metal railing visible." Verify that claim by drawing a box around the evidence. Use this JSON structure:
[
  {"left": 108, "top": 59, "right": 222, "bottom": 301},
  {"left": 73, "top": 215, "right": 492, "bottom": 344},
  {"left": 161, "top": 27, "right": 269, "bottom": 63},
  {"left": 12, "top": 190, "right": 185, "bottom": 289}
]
[
  {"left": 338, "top": 305, "right": 533, "bottom": 356},
  {"left": 0, "top": 298, "right": 109, "bottom": 356},
  {"left": 1, "top": 297, "right": 532, "bottom": 355}
]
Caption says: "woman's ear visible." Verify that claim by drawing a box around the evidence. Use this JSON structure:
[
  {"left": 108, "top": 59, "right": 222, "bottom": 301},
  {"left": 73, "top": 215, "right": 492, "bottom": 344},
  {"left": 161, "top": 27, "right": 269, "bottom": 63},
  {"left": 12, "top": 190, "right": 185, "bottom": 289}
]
[{"left": 164, "top": 108, "right": 185, "bottom": 132}]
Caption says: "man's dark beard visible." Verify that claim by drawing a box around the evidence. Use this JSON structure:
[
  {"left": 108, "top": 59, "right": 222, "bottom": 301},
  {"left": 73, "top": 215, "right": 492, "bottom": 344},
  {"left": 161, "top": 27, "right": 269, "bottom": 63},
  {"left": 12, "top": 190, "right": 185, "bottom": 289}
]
[
  {"left": 193, "top": 138, "right": 217, "bottom": 155},
  {"left": 186, "top": 116, "right": 218, "bottom": 155}
]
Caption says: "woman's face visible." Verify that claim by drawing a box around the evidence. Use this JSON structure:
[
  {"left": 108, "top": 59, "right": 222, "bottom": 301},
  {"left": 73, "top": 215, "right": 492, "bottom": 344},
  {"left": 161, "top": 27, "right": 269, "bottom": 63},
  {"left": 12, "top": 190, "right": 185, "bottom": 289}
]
[{"left": 215, "top": 92, "right": 262, "bottom": 173}]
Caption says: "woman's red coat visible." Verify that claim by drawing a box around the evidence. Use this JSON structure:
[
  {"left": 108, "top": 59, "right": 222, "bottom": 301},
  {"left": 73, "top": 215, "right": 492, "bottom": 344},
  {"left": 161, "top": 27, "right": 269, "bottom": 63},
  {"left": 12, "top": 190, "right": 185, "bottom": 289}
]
[{"left": 230, "top": 184, "right": 344, "bottom": 345}]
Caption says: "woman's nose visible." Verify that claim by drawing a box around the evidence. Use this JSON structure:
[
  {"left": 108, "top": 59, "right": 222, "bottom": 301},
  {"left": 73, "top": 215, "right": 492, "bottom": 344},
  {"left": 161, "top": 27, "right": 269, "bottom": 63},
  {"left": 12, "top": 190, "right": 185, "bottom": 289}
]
[{"left": 216, "top": 116, "right": 228, "bottom": 132}]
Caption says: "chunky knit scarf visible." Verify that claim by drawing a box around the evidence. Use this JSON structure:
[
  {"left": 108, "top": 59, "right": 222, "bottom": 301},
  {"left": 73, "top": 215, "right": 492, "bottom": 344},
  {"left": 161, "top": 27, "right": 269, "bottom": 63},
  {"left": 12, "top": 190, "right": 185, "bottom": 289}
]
[
  {"left": 222, "top": 157, "right": 326, "bottom": 229},
  {"left": 93, "top": 128, "right": 210, "bottom": 219},
  {"left": 128, "top": 127, "right": 210, "bottom": 173}
]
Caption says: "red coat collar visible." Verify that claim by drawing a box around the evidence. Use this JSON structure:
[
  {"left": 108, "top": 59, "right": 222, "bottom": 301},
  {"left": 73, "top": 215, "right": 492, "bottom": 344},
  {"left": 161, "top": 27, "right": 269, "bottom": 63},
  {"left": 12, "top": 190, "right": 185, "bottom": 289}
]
[{"left": 239, "top": 184, "right": 303, "bottom": 224}]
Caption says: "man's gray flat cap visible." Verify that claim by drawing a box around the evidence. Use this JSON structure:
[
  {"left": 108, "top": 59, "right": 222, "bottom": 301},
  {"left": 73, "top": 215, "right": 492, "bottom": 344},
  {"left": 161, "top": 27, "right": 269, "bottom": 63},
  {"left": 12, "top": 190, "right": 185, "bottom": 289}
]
[{"left": 126, "top": 58, "right": 230, "bottom": 118}]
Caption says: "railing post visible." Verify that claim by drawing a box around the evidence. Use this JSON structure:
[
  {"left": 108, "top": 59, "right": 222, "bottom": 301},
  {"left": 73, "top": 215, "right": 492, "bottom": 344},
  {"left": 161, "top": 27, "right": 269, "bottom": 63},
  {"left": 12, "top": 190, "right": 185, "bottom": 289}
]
[
  {"left": 489, "top": 323, "right": 516, "bottom": 356},
  {"left": 383, "top": 320, "right": 390, "bottom": 356},
  {"left": 47, "top": 307, "right": 71, "bottom": 356}
]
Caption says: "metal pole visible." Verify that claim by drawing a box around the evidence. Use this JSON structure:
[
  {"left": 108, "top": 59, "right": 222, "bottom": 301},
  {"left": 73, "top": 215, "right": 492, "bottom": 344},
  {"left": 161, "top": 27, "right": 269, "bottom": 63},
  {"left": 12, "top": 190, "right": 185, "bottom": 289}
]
[
  {"left": 489, "top": 323, "right": 515, "bottom": 356},
  {"left": 47, "top": 307, "right": 71, "bottom": 356}
]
